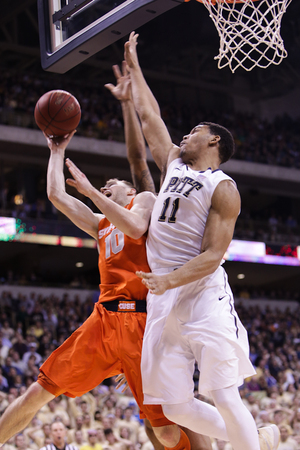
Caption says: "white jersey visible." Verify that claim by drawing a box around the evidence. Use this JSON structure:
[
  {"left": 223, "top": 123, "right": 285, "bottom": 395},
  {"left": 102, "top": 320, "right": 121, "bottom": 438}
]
[
  {"left": 141, "top": 158, "right": 255, "bottom": 404},
  {"left": 147, "top": 158, "right": 235, "bottom": 271}
]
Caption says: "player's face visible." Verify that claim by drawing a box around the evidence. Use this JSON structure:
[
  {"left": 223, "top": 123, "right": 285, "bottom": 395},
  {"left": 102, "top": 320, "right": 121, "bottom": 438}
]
[
  {"left": 179, "top": 124, "right": 212, "bottom": 161},
  {"left": 100, "top": 179, "right": 133, "bottom": 206}
]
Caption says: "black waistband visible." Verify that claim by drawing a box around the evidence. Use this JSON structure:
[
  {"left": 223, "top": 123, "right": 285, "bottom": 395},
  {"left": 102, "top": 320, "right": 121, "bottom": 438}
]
[{"left": 101, "top": 299, "right": 147, "bottom": 313}]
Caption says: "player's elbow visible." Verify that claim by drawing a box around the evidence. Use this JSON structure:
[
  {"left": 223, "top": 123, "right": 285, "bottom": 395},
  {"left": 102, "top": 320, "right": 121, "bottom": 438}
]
[
  {"left": 202, "top": 249, "right": 224, "bottom": 275},
  {"left": 47, "top": 187, "right": 65, "bottom": 209},
  {"left": 127, "top": 228, "right": 146, "bottom": 240},
  {"left": 127, "top": 221, "right": 148, "bottom": 240},
  {"left": 47, "top": 187, "right": 59, "bottom": 205}
]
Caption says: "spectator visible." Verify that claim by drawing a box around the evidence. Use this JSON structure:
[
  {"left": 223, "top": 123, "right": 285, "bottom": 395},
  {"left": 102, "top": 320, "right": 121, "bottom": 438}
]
[
  {"left": 14, "top": 434, "right": 35, "bottom": 450},
  {"left": 0, "top": 336, "right": 10, "bottom": 366},
  {"left": 67, "top": 417, "right": 87, "bottom": 444},
  {"left": 0, "top": 367, "right": 9, "bottom": 393},
  {"left": 69, "top": 431, "right": 87, "bottom": 450},
  {"left": 12, "top": 333, "right": 28, "bottom": 359},
  {"left": 102, "top": 429, "right": 130, "bottom": 450},
  {"left": 22, "top": 343, "right": 42, "bottom": 366},
  {"left": 80, "top": 430, "right": 103, "bottom": 450},
  {"left": 278, "top": 425, "right": 298, "bottom": 450}
]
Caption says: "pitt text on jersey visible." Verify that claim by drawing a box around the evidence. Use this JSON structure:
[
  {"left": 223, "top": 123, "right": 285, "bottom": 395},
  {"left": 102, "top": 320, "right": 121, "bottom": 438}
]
[
  {"left": 158, "top": 176, "right": 203, "bottom": 224},
  {"left": 163, "top": 176, "right": 203, "bottom": 197}
]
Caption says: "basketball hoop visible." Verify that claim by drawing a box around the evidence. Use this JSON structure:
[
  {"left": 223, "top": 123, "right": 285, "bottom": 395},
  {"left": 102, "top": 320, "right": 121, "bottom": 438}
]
[{"left": 194, "top": 0, "right": 293, "bottom": 72}]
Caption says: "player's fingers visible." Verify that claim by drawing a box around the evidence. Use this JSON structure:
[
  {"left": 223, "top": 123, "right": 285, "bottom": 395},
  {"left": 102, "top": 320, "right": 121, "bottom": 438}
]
[
  {"left": 66, "top": 179, "right": 76, "bottom": 187},
  {"left": 65, "top": 159, "right": 77, "bottom": 173},
  {"left": 116, "top": 378, "right": 126, "bottom": 388},
  {"left": 65, "top": 162, "right": 83, "bottom": 180},
  {"left": 66, "top": 158, "right": 79, "bottom": 172},
  {"left": 121, "top": 60, "right": 128, "bottom": 76},
  {"left": 104, "top": 83, "right": 115, "bottom": 92},
  {"left": 136, "top": 271, "right": 151, "bottom": 279},
  {"left": 112, "top": 64, "right": 122, "bottom": 79},
  {"left": 67, "top": 130, "right": 76, "bottom": 139},
  {"left": 115, "top": 374, "right": 124, "bottom": 382}
]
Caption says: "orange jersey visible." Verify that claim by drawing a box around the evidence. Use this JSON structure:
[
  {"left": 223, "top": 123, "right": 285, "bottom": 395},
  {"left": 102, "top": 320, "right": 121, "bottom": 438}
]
[{"left": 97, "top": 198, "right": 149, "bottom": 303}]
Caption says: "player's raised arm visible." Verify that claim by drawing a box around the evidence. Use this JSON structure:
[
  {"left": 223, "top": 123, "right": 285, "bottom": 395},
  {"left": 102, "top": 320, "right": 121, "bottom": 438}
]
[
  {"left": 45, "top": 132, "right": 101, "bottom": 240},
  {"left": 124, "top": 32, "right": 180, "bottom": 172},
  {"left": 65, "top": 159, "right": 156, "bottom": 239},
  {"left": 105, "top": 61, "right": 155, "bottom": 194}
]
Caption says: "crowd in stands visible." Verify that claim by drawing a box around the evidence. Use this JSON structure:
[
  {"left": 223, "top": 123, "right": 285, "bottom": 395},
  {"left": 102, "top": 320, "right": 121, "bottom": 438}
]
[
  {"left": 2, "top": 289, "right": 300, "bottom": 450},
  {"left": 234, "top": 211, "right": 300, "bottom": 246},
  {"left": 0, "top": 70, "right": 300, "bottom": 169},
  {"left": 0, "top": 70, "right": 300, "bottom": 247}
]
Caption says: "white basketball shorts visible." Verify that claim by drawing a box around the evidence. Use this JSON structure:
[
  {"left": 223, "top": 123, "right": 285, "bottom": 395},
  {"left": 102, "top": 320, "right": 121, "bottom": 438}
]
[{"left": 141, "top": 266, "right": 256, "bottom": 405}]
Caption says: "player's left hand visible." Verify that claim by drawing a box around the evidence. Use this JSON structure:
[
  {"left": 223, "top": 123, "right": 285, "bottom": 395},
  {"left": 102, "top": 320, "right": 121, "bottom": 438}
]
[
  {"left": 136, "top": 271, "right": 170, "bottom": 295},
  {"left": 65, "top": 158, "right": 94, "bottom": 197},
  {"left": 104, "top": 61, "right": 132, "bottom": 102},
  {"left": 115, "top": 374, "right": 129, "bottom": 393},
  {"left": 44, "top": 130, "right": 76, "bottom": 152}
]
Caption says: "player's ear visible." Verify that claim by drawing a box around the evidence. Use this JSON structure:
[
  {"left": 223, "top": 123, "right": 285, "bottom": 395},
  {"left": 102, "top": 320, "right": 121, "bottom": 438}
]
[
  {"left": 128, "top": 187, "right": 136, "bottom": 196},
  {"left": 210, "top": 134, "right": 220, "bottom": 145}
]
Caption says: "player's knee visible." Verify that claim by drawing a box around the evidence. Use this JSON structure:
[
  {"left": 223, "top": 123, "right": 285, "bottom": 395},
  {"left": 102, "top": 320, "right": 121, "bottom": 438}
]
[
  {"left": 211, "top": 390, "right": 240, "bottom": 418},
  {"left": 153, "top": 424, "right": 180, "bottom": 448}
]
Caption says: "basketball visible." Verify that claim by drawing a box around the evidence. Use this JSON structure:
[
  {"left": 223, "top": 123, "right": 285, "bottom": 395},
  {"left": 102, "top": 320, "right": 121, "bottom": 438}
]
[{"left": 34, "top": 90, "right": 81, "bottom": 137}]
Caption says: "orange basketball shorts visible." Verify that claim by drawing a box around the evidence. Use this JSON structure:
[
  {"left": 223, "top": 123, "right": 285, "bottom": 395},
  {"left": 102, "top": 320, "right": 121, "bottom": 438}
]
[{"left": 38, "top": 302, "right": 173, "bottom": 427}]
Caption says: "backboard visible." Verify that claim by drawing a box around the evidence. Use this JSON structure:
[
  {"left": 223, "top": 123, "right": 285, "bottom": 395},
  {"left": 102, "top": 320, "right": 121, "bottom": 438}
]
[{"left": 38, "top": 0, "right": 185, "bottom": 73}]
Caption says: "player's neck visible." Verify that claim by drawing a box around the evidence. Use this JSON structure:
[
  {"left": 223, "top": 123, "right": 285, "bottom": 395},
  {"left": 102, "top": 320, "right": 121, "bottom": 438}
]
[{"left": 187, "top": 160, "right": 219, "bottom": 172}]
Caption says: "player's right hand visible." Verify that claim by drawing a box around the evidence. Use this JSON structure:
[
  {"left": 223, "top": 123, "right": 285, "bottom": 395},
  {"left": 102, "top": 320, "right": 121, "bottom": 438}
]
[{"left": 124, "top": 31, "right": 139, "bottom": 69}]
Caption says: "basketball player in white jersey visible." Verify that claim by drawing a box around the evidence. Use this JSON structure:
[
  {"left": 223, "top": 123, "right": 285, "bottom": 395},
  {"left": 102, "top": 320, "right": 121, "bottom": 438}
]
[{"left": 123, "top": 32, "right": 280, "bottom": 450}]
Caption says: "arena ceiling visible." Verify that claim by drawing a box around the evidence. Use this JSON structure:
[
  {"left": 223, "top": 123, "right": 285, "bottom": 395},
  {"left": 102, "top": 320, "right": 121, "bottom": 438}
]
[{"left": 1, "top": 0, "right": 300, "bottom": 103}]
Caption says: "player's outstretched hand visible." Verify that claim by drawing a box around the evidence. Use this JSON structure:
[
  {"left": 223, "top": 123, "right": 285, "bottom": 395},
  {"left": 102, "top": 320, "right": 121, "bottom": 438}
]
[
  {"left": 43, "top": 130, "right": 76, "bottom": 152},
  {"left": 124, "top": 31, "right": 139, "bottom": 69},
  {"left": 65, "top": 158, "right": 94, "bottom": 197},
  {"left": 105, "top": 61, "right": 132, "bottom": 102},
  {"left": 115, "top": 374, "right": 129, "bottom": 393},
  {"left": 136, "top": 271, "right": 170, "bottom": 295}
]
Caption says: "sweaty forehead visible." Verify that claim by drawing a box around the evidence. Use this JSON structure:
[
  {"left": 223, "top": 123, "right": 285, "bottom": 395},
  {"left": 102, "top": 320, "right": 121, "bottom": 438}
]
[{"left": 190, "top": 124, "right": 207, "bottom": 134}]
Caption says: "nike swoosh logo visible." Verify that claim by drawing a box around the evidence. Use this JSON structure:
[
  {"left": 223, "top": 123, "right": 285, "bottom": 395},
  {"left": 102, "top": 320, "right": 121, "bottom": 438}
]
[{"left": 219, "top": 295, "right": 227, "bottom": 301}]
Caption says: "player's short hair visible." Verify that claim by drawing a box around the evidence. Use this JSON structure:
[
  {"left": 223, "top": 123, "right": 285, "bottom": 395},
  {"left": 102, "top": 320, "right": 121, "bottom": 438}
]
[
  {"left": 108, "top": 178, "right": 136, "bottom": 191},
  {"left": 200, "top": 121, "right": 235, "bottom": 164}
]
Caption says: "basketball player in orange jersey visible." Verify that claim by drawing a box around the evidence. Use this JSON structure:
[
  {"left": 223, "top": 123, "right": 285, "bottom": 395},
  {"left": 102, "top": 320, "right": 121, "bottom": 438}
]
[{"left": 0, "top": 63, "right": 210, "bottom": 450}]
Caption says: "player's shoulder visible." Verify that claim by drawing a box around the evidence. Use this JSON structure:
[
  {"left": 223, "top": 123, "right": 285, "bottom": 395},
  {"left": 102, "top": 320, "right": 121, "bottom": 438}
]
[
  {"left": 134, "top": 191, "right": 157, "bottom": 205},
  {"left": 166, "top": 144, "right": 181, "bottom": 168},
  {"left": 214, "top": 178, "right": 240, "bottom": 199},
  {"left": 212, "top": 179, "right": 241, "bottom": 214}
]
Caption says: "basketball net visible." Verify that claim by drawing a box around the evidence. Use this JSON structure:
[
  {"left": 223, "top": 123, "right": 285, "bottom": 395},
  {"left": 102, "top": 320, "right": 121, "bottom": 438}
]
[{"left": 191, "top": 0, "right": 293, "bottom": 72}]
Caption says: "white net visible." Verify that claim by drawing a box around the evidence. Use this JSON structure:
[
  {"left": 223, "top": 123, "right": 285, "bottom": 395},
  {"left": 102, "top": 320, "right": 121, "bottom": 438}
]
[{"left": 199, "top": 0, "right": 293, "bottom": 72}]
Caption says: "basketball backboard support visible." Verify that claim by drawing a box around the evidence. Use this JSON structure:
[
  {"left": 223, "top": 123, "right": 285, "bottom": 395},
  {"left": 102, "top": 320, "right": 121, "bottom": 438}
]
[{"left": 38, "top": 0, "right": 185, "bottom": 73}]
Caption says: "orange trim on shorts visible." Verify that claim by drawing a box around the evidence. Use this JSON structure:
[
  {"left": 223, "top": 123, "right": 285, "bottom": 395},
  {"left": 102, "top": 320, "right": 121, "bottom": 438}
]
[
  {"left": 37, "top": 371, "right": 71, "bottom": 397},
  {"left": 148, "top": 415, "right": 175, "bottom": 427}
]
